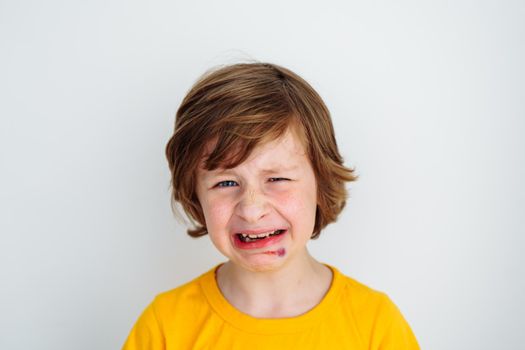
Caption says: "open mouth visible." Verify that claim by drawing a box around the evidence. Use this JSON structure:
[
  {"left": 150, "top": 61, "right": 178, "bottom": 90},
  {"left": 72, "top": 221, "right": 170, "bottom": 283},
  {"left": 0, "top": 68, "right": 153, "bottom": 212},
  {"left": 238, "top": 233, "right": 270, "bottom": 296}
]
[{"left": 236, "top": 229, "right": 286, "bottom": 243}]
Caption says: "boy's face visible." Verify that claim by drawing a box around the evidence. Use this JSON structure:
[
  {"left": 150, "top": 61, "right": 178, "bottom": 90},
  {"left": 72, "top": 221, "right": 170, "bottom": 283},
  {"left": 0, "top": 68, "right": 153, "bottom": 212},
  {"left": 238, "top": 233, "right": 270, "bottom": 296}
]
[{"left": 195, "top": 128, "right": 317, "bottom": 273}]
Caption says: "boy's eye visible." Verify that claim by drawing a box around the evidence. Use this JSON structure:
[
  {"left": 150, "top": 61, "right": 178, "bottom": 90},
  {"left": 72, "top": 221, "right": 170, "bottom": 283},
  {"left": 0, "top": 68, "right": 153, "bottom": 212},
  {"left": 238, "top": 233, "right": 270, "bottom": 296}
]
[
  {"left": 215, "top": 180, "right": 238, "bottom": 188},
  {"left": 269, "top": 177, "right": 290, "bottom": 182}
]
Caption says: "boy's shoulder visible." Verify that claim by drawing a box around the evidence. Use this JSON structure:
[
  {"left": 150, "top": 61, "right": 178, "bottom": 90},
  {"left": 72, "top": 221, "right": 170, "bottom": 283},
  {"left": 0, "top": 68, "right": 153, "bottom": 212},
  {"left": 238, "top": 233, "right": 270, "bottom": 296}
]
[
  {"left": 145, "top": 266, "right": 216, "bottom": 325},
  {"left": 334, "top": 265, "right": 390, "bottom": 302},
  {"left": 332, "top": 265, "right": 413, "bottom": 338},
  {"left": 329, "top": 264, "right": 404, "bottom": 322},
  {"left": 152, "top": 266, "right": 213, "bottom": 306},
  {"left": 332, "top": 264, "right": 386, "bottom": 298}
]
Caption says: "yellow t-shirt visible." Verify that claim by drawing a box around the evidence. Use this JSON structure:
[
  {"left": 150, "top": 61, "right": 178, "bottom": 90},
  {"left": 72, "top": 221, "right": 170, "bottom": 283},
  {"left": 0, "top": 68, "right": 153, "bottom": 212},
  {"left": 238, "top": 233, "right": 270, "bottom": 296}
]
[{"left": 123, "top": 264, "right": 419, "bottom": 349}]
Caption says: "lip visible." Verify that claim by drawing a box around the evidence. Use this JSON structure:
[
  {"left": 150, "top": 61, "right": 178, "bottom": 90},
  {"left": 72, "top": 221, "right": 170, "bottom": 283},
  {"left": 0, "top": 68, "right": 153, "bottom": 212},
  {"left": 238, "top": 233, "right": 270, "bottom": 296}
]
[{"left": 232, "top": 229, "right": 288, "bottom": 250}]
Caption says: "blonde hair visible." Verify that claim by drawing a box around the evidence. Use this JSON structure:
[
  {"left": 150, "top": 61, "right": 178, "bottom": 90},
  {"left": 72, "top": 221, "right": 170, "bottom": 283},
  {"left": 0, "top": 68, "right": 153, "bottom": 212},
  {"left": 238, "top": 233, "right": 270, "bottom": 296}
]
[{"left": 166, "top": 63, "right": 356, "bottom": 238}]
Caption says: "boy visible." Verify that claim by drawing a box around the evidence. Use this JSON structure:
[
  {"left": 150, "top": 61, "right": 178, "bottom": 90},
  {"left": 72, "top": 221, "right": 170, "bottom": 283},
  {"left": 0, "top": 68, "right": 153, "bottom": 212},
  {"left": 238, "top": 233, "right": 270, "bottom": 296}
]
[{"left": 123, "top": 63, "right": 419, "bottom": 349}]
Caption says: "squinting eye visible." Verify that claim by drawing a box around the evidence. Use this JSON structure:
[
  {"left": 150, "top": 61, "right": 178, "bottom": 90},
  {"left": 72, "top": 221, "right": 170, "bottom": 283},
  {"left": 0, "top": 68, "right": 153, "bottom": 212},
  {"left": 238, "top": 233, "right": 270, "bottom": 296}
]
[
  {"left": 269, "top": 177, "right": 290, "bottom": 182},
  {"left": 216, "top": 180, "right": 238, "bottom": 188}
]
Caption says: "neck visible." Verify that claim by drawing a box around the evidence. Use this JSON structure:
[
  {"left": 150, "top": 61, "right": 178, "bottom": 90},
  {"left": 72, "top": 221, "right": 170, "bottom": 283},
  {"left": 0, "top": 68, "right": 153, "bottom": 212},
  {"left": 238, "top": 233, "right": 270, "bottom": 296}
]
[{"left": 216, "top": 251, "right": 332, "bottom": 318}]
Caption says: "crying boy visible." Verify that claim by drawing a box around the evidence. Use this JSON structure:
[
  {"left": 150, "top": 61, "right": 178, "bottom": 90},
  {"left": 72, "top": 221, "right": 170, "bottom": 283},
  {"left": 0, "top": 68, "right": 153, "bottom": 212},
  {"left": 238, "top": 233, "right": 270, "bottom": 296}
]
[{"left": 123, "top": 62, "right": 419, "bottom": 349}]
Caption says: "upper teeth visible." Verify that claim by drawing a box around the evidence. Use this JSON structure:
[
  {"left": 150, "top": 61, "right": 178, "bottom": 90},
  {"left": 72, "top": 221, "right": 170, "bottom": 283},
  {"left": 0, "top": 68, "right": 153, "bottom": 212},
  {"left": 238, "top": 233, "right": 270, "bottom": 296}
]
[{"left": 240, "top": 230, "right": 277, "bottom": 239}]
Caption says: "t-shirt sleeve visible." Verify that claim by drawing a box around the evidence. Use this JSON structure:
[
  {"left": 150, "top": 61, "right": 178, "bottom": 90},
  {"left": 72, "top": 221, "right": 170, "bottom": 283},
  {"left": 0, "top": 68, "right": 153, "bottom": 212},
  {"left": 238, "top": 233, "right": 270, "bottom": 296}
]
[
  {"left": 373, "top": 294, "right": 420, "bottom": 350},
  {"left": 122, "top": 300, "right": 165, "bottom": 350}
]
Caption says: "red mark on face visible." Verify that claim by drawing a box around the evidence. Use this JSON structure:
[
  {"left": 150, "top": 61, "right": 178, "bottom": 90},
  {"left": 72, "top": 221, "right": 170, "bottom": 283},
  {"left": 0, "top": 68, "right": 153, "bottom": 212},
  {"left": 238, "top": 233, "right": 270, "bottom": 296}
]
[{"left": 262, "top": 248, "right": 286, "bottom": 257}]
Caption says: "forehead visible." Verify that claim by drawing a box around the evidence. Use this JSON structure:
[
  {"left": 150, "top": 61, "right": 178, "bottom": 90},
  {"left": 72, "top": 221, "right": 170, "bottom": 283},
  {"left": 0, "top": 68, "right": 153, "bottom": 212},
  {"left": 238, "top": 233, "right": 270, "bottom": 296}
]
[{"left": 199, "top": 128, "right": 308, "bottom": 173}]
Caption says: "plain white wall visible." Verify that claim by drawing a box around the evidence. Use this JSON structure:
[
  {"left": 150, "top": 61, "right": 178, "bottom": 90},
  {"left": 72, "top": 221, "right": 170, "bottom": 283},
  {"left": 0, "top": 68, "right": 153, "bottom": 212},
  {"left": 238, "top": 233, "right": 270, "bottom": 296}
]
[{"left": 1, "top": 0, "right": 523, "bottom": 349}]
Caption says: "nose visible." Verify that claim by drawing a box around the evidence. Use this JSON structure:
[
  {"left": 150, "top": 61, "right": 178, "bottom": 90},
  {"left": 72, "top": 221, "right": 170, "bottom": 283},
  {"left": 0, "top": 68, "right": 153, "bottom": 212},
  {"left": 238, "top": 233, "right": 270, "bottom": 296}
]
[{"left": 235, "top": 187, "right": 269, "bottom": 223}]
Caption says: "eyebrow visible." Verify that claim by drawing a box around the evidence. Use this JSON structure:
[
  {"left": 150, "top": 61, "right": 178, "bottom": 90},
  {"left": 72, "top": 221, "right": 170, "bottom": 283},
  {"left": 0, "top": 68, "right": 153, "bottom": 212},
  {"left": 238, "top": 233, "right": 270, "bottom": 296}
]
[
  {"left": 206, "top": 164, "right": 301, "bottom": 176},
  {"left": 260, "top": 165, "right": 300, "bottom": 174}
]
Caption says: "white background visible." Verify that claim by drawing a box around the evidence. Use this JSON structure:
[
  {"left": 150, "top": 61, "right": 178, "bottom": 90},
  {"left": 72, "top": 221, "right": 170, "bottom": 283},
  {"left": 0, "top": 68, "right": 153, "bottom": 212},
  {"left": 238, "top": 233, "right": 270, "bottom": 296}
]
[{"left": 1, "top": 0, "right": 524, "bottom": 349}]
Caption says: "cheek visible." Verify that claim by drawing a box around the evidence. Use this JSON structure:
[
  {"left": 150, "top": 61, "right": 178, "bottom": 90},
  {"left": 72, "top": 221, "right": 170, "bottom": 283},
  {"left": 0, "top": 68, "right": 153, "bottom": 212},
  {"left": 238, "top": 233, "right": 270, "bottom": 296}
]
[
  {"left": 275, "top": 189, "right": 317, "bottom": 216},
  {"left": 203, "top": 203, "right": 232, "bottom": 247},
  {"left": 202, "top": 197, "right": 233, "bottom": 229}
]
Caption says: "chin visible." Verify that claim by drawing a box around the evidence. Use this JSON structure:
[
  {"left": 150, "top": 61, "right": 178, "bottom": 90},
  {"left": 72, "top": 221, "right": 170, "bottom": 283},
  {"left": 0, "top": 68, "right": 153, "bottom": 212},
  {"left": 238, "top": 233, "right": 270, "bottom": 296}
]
[{"left": 234, "top": 255, "right": 287, "bottom": 273}]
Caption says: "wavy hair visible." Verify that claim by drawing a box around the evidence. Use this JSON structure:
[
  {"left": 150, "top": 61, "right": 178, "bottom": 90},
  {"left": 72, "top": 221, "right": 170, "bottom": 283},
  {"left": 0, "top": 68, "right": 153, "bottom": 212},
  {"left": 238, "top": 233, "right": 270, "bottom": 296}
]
[{"left": 166, "top": 62, "right": 356, "bottom": 239}]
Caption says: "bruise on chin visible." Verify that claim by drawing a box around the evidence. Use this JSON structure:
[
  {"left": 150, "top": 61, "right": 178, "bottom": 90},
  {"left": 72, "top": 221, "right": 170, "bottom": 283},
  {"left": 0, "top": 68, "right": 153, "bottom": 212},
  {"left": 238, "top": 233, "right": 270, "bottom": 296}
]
[{"left": 263, "top": 248, "right": 286, "bottom": 257}]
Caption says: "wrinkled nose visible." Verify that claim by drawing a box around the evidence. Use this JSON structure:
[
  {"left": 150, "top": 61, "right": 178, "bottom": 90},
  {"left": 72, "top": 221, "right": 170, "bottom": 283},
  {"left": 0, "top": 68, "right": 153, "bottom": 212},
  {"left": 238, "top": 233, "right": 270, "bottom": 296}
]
[{"left": 235, "top": 188, "right": 269, "bottom": 223}]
